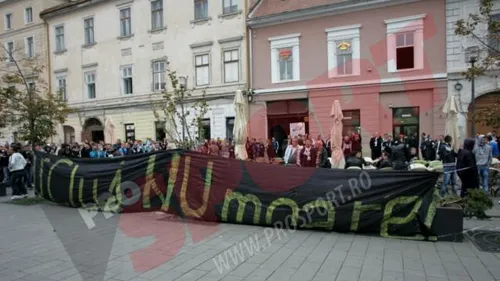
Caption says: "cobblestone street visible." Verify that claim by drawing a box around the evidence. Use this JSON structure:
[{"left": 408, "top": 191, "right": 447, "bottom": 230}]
[{"left": 1, "top": 194, "right": 500, "bottom": 281}]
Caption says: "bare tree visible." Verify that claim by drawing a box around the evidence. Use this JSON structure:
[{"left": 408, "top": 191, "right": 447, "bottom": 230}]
[{"left": 0, "top": 39, "right": 71, "bottom": 146}]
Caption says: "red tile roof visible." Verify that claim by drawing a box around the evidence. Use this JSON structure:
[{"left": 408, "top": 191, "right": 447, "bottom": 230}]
[{"left": 251, "top": 0, "right": 349, "bottom": 18}]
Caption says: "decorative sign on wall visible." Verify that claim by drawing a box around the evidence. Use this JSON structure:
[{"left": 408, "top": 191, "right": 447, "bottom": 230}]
[
  {"left": 279, "top": 48, "right": 292, "bottom": 60},
  {"left": 152, "top": 42, "right": 164, "bottom": 51},
  {"left": 121, "top": 48, "right": 132, "bottom": 56},
  {"left": 337, "top": 41, "right": 351, "bottom": 51}
]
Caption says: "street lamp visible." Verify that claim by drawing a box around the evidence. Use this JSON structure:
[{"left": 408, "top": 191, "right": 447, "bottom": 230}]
[
  {"left": 179, "top": 76, "right": 187, "bottom": 89},
  {"left": 246, "top": 89, "right": 254, "bottom": 103},
  {"left": 465, "top": 46, "right": 480, "bottom": 137}
]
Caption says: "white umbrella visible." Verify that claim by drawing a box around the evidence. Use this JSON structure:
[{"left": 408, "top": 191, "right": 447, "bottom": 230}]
[
  {"left": 443, "top": 95, "right": 461, "bottom": 152},
  {"left": 233, "top": 90, "right": 248, "bottom": 160},
  {"left": 104, "top": 116, "right": 115, "bottom": 144},
  {"left": 330, "top": 100, "right": 345, "bottom": 169}
]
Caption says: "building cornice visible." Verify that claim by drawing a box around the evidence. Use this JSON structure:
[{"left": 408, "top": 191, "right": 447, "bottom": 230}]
[
  {"left": 40, "top": 0, "right": 100, "bottom": 19},
  {"left": 247, "top": 0, "right": 422, "bottom": 28},
  {"left": 0, "top": 22, "right": 45, "bottom": 39}
]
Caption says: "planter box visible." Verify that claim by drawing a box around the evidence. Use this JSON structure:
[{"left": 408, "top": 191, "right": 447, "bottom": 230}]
[{"left": 431, "top": 206, "right": 463, "bottom": 242}]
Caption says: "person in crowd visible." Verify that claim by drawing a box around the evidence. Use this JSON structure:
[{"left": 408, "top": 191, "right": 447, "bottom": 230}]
[
  {"left": 118, "top": 142, "right": 130, "bottom": 156},
  {"left": 21, "top": 145, "right": 33, "bottom": 189},
  {"left": 8, "top": 143, "right": 27, "bottom": 200},
  {"left": 0, "top": 144, "right": 10, "bottom": 183},
  {"left": 488, "top": 135, "right": 499, "bottom": 158},
  {"left": 457, "top": 138, "right": 479, "bottom": 198},
  {"left": 220, "top": 140, "right": 230, "bottom": 158},
  {"left": 391, "top": 140, "right": 408, "bottom": 170},
  {"left": 342, "top": 135, "right": 352, "bottom": 158},
  {"left": 209, "top": 140, "right": 220, "bottom": 156},
  {"left": 81, "top": 143, "right": 91, "bottom": 158},
  {"left": 408, "top": 132, "right": 419, "bottom": 153},
  {"left": 283, "top": 137, "right": 300, "bottom": 166},
  {"left": 245, "top": 138, "right": 254, "bottom": 160},
  {"left": 474, "top": 135, "right": 493, "bottom": 193},
  {"left": 420, "top": 133, "right": 436, "bottom": 161},
  {"left": 351, "top": 133, "right": 362, "bottom": 154},
  {"left": 325, "top": 137, "right": 332, "bottom": 157},
  {"left": 272, "top": 137, "right": 279, "bottom": 156},
  {"left": 90, "top": 144, "right": 107, "bottom": 159},
  {"left": 439, "top": 135, "right": 458, "bottom": 196},
  {"left": 376, "top": 152, "right": 392, "bottom": 170},
  {"left": 345, "top": 150, "right": 366, "bottom": 169},
  {"left": 382, "top": 134, "right": 392, "bottom": 155},
  {"left": 315, "top": 139, "right": 330, "bottom": 168},
  {"left": 409, "top": 147, "right": 419, "bottom": 162},
  {"left": 298, "top": 138, "right": 317, "bottom": 167},
  {"left": 265, "top": 139, "right": 276, "bottom": 160},
  {"left": 229, "top": 140, "right": 235, "bottom": 159},
  {"left": 369, "top": 132, "right": 383, "bottom": 160}
]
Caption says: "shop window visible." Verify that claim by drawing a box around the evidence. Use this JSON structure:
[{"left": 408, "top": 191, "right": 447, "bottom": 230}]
[
  {"left": 200, "top": 118, "right": 211, "bottom": 140},
  {"left": 125, "top": 123, "right": 136, "bottom": 141},
  {"left": 155, "top": 121, "right": 166, "bottom": 141},
  {"left": 342, "top": 110, "right": 361, "bottom": 136}
]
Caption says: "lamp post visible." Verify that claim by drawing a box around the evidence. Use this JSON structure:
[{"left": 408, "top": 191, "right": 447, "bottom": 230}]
[
  {"left": 179, "top": 76, "right": 187, "bottom": 145},
  {"left": 465, "top": 46, "right": 479, "bottom": 137}
]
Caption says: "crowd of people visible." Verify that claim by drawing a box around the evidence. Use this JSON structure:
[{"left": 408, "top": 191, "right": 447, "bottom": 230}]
[{"left": 1, "top": 129, "right": 499, "bottom": 200}]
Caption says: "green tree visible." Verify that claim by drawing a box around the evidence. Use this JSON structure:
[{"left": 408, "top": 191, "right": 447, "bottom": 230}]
[
  {"left": 455, "top": 0, "right": 500, "bottom": 131},
  {"left": 0, "top": 43, "right": 72, "bottom": 146},
  {"left": 151, "top": 68, "right": 208, "bottom": 150}
]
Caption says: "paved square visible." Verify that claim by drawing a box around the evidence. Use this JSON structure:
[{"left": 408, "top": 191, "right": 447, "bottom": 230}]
[{"left": 1, "top": 195, "right": 500, "bottom": 281}]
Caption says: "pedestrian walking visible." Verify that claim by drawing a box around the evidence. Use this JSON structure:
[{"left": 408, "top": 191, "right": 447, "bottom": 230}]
[{"left": 8, "top": 143, "right": 28, "bottom": 200}]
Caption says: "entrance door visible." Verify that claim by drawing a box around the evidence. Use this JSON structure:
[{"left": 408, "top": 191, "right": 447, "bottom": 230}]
[
  {"left": 392, "top": 107, "right": 420, "bottom": 153},
  {"left": 92, "top": 130, "right": 104, "bottom": 143},
  {"left": 393, "top": 125, "right": 419, "bottom": 139}
]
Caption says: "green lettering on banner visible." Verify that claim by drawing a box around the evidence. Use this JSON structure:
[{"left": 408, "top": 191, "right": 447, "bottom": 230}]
[
  {"left": 181, "top": 156, "right": 213, "bottom": 218},
  {"left": 142, "top": 153, "right": 180, "bottom": 211},
  {"left": 103, "top": 161, "right": 124, "bottom": 213},
  {"left": 68, "top": 165, "right": 84, "bottom": 207},
  {"left": 380, "top": 196, "right": 424, "bottom": 240},
  {"left": 221, "top": 190, "right": 262, "bottom": 224},
  {"left": 266, "top": 198, "right": 299, "bottom": 226},
  {"left": 47, "top": 159, "right": 73, "bottom": 202},
  {"left": 142, "top": 154, "right": 157, "bottom": 209},
  {"left": 424, "top": 190, "right": 439, "bottom": 241},
  {"left": 350, "top": 201, "right": 382, "bottom": 232},
  {"left": 38, "top": 158, "right": 51, "bottom": 198},
  {"left": 301, "top": 200, "right": 335, "bottom": 230}
]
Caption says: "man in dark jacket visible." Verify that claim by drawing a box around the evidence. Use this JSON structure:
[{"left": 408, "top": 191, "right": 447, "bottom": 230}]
[
  {"left": 391, "top": 142, "right": 408, "bottom": 170},
  {"left": 439, "top": 135, "right": 458, "bottom": 196},
  {"left": 420, "top": 133, "right": 436, "bottom": 161},
  {"left": 369, "top": 132, "right": 383, "bottom": 160},
  {"left": 457, "top": 138, "right": 479, "bottom": 198}
]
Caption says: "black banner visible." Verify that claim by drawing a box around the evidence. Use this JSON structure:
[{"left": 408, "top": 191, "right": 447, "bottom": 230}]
[{"left": 34, "top": 150, "right": 439, "bottom": 240}]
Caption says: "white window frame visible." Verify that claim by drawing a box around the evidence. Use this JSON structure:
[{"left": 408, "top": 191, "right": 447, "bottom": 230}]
[
  {"left": 151, "top": 0, "right": 163, "bottom": 30},
  {"left": 84, "top": 71, "right": 96, "bottom": 99},
  {"left": 55, "top": 25, "right": 65, "bottom": 52},
  {"left": 195, "top": 53, "right": 210, "bottom": 86},
  {"left": 25, "top": 36, "right": 35, "bottom": 58},
  {"left": 384, "top": 14, "right": 425, "bottom": 73},
  {"left": 56, "top": 75, "right": 67, "bottom": 101},
  {"left": 121, "top": 66, "right": 133, "bottom": 95},
  {"left": 223, "top": 49, "right": 239, "bottom": 83},
  {"left": 325, "top": 24, "right": 361, "bottom": 78},
  {"left": 5, "top": 41, "right": 14, "bottom": 62},
  {"left": 194, "top": 0, "right": 208, "bottom": 20},
  {"left": 24, "top": 7, "right": 33, "bottom": 24},
  {"left": 223, "top": 0, "right": 238, "bottom": 14},
  {"left": 84, "top": 17, "right": 95, "bottom": 45},
  {"left": 120, "top": 7, "right": 132, "bottom": 37},
  {"left": 269, "top": 33, "right": 300, "bottom": 84},
  {"left": 4, "top": 13, "right": 12, "bottom": 30},
  {"left": 152, "top": 60, "right": 166, "bottom": 91}
]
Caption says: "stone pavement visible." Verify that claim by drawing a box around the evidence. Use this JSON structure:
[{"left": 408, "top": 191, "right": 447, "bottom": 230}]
[{"left": 1, "top": 194, "right": 500, "bottom": 281}]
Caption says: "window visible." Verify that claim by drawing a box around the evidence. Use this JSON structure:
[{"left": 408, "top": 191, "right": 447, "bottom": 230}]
[
  {"left": 200, "top": 119, "right": 211, "bottom": 140},
  {"left": 226, "top": 117, "right": 234, "bottom": 140},
  {"left": 152, "top": 61, "right": 166, "bottom": 91},
  {"left": 488, "top": 14, "right": 500, "bottom": 56},
  {"left": 124, "top": 124, "right": 136, "bottom": 141},
  {"left": 25, "top": 7, "right": 33, "bottom": 24},
  {"left": 395, "top": 32, "right": 414, "bottom": 70},
  {"left": 120, "top": 8, "right": 132, "bottom": 36},
  {"left": 269, "top": 34, "right": 300, "bottom": 83},
  {"left": 56, "top": 76, "right": 67, "bottom": 100},
  {"left": 25, "top": 36, "right": 34, "bottom": 58},
  {"left": 84, "top": 18, "right": 95, "bottom": 45},
  {"left": 5, "top": 41, "right": 14, "bottom": 62},
  {"left": 55, "top": 25, "right": 65, "bottom": 52},
  {"left": 121, "top": 66, "right": 133, "bottom": 94},
  {"left": 223, "top": 50, "right": 239, "bottom": 83},
  {"left": 342, "top": 110, "right": 361, "bottom": 136},
  {"left": 151, "top": 0, "right": 163, "bottom": 30},
  {"left": 223, "top": 0, "right": 238, "bottom": 14},
  {"left": 195, "top": 54, "right": 210, "bottom": 86},
  {"left": 385, "top": 14, "right": 425, "bottom": 73},
  {"left": 85, "top": 71, "right": 96, "bottom": 99},
  {"left": 5, "top": 14, "right": 12, "bottom": 30},
  {"left": 194, "top": 0, "right": 208, "bottom": 20},
  {"left": 326, "top": 24, "right": 361, "bottom": 77},
  {"left": 27, "top": 82, "right": 35, "bottom": 91},
  {"left": 155, "top": 121, "right": 166, "bottom": 141}
]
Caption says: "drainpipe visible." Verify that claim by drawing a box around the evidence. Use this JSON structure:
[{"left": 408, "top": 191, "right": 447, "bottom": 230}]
[
  {"left": 45, "top": 20, "right": 52, "bottom": 95},
  {"left": 245, "top": 0, "right": 252, "bottom": 89}
]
